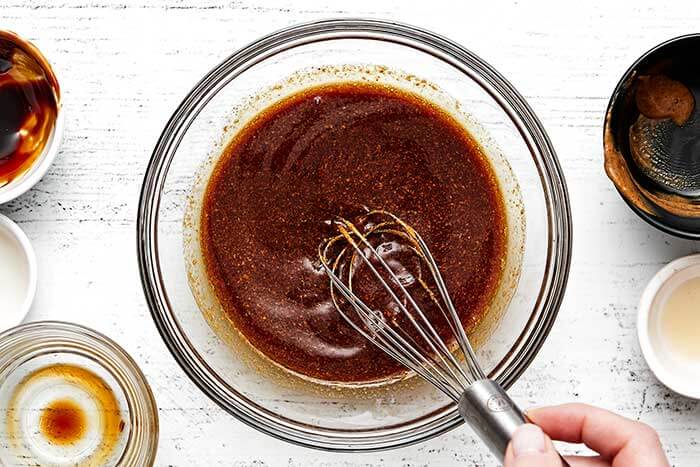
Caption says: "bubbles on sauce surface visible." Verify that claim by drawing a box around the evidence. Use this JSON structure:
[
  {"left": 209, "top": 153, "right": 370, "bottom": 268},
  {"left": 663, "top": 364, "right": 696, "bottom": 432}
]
[{"left": 200, "top": 82, "right": 507, "bottom": 383}]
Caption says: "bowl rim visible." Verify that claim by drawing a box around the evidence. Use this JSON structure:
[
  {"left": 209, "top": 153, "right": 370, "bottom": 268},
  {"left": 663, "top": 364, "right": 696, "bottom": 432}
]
[
  {"left": 0, "top": 213, "right": 37, "bottom": 329},
  {"left": 637, "top": 254, "right": 700, "bottom": 399},
  {"left": 620, "top": 195, "right": 700, "bottom": 240},
  {"left": 137, "top": 17, "right": 572, "bottom": 451}
]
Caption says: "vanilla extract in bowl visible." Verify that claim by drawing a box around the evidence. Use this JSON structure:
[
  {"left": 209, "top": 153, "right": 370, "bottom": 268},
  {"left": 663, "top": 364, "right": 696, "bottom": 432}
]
[
  {"left": 4, "top": 363, "right": 127, "bottom": 466},
  {"left": 0, "top": 322, "right": 159, "bottom": 466}
]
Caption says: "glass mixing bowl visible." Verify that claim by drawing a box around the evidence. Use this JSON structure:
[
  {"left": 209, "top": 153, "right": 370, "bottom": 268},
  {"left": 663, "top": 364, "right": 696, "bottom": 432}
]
[{"left": 137, "top": 19, "right": 572, "bottom": 451}]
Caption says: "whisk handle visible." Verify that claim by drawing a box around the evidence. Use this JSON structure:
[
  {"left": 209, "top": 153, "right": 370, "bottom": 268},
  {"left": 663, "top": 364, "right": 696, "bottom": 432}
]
[{"left": 459, "top": 379, "right": 570, "bottom": 466}]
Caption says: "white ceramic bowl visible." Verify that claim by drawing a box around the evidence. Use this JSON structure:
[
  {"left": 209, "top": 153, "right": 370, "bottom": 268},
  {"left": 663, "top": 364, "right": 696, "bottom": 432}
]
[
  {"left": 638, "top": 254, "right": 700, "bottom": 399},
  {"left": 0, "top": 213, "right": 36, "bottom": 329}
]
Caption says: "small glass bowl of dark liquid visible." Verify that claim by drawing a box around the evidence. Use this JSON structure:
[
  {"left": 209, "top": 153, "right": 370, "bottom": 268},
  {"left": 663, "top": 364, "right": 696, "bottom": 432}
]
[
  {"left": 0, "top": 30, "right": 62, "bottom": 204},
  {"left": 0, "top": 322, "right": 159, "bottom": 466},
  {"left": 605, "top": 34, "right": 700, "bottom": 238}
]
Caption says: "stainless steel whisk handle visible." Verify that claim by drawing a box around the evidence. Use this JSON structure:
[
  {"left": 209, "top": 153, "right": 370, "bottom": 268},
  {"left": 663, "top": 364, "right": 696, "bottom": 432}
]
[{"left": 459, "top": 379, "right": 570, "bottom": 466}]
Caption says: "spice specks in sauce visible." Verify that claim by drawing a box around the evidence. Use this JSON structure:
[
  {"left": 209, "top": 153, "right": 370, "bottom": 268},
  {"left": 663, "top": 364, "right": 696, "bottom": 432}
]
[{"left": 201, "top": 81, "right": 507, "bottom": 383}]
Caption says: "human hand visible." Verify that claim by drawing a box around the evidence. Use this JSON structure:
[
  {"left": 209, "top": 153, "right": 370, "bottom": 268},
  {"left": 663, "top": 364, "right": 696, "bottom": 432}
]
[{"left": 503, "top": 403, "right": 669, "bottom": 467}]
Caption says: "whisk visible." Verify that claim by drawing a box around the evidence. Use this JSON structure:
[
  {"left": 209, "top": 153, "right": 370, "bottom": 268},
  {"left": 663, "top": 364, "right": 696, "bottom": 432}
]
[{"left": 319, "top": 210, "right": 568, "bottom": 465}]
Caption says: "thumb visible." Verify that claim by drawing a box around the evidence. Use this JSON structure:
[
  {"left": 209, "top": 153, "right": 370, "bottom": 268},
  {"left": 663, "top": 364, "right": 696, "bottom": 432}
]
[{"left": 503, "top": 424, "right": 563, "bottom": 467}]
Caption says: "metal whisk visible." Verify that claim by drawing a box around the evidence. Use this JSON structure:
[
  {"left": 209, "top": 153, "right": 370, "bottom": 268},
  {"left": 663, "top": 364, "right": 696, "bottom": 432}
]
[{"left": 319, "top": 210, "right": 568, "bottom": 465}]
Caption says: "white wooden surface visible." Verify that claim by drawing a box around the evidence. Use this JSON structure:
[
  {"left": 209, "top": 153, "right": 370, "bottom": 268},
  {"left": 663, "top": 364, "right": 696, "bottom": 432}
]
[{"left": 2, "top": 0, "right": 699, "bottom": 465}]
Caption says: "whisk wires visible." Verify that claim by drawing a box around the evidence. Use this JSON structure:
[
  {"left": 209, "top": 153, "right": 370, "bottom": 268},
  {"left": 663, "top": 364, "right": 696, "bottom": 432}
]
[{"left": 318, "top": 210, "right": 485, "bottom": 401}]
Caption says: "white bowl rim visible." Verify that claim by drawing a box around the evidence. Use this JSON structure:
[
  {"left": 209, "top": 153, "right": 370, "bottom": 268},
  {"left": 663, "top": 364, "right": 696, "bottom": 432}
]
[
  {"left": 637, "top": 253, "right": 700, "bottom": 399},
  {"left": 0, "top": 213, "right": 37, "bottom": 330},
  {"left": 0, "top": 108, "right": 64, "bottom": 205}
]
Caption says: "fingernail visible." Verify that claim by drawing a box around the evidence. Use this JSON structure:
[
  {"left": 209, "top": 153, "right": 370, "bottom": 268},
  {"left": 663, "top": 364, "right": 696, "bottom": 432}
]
[{"left": 512, "top": 424, "right": 546, "bottom": 457}]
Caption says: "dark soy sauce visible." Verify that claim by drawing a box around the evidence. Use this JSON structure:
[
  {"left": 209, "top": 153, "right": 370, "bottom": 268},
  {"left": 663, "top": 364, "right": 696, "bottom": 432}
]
[{"left": 0, "top": 31, "right": 59, "bottom": 188}]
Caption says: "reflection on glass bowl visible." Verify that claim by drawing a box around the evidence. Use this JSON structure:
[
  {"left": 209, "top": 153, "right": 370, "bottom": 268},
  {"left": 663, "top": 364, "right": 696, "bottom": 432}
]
[
  {"left": 138, "top": 19, "right": 571, "bottom": 451},
  {"left": 183, "top": 65, "right": 526, "bottom": 388}
]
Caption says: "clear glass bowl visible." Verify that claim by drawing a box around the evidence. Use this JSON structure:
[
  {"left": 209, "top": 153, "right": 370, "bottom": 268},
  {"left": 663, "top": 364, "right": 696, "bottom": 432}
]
[
  {"left": 137, "top": 19, "right": 572, "bottom": 451},
  {"left": 0, "top": 321, "right": 158, "bottom": 465}
]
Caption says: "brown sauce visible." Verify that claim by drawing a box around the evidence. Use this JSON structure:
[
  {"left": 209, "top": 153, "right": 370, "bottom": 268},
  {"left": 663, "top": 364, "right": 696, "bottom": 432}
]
[
  {"left": 201, "top": 82, "right": 507, "bottom": 383},
  {"left": 0, "top": 31, "right": 59, "bottom": 188},
  {"left": 40, "top": 398, "right": 87, "bottom": 445}
]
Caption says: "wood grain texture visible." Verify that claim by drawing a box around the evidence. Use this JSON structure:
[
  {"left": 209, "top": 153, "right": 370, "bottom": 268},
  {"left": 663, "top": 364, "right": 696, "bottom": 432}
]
[{"left": 2, "top": 0, "right": 699, "bottom": 465}]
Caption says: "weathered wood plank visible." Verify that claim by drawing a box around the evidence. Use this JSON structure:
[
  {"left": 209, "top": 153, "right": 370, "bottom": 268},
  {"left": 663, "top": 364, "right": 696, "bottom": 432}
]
[{"left": 2, "top": 0, "right": 698, "bottom": 465}]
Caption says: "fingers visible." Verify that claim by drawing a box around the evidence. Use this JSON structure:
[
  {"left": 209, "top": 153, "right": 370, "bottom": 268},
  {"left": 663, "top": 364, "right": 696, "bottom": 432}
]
[
  {"left": 503, "top": 424, "right": 564, "bottom": 467},
  {"left": 564, "top": 455, "right": 610, "bottom": 467},
  {"left": 526, "top": 403, "right": 641, "bottom": 451},
  {"left": 527, "top": 404, "right": 669, "bottom": 466}
]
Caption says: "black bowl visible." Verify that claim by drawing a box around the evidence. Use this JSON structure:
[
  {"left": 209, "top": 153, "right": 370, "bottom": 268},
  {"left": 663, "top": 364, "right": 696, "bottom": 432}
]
[{"left": 605, "top": 34, "right": 700, "bottom": 239}]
